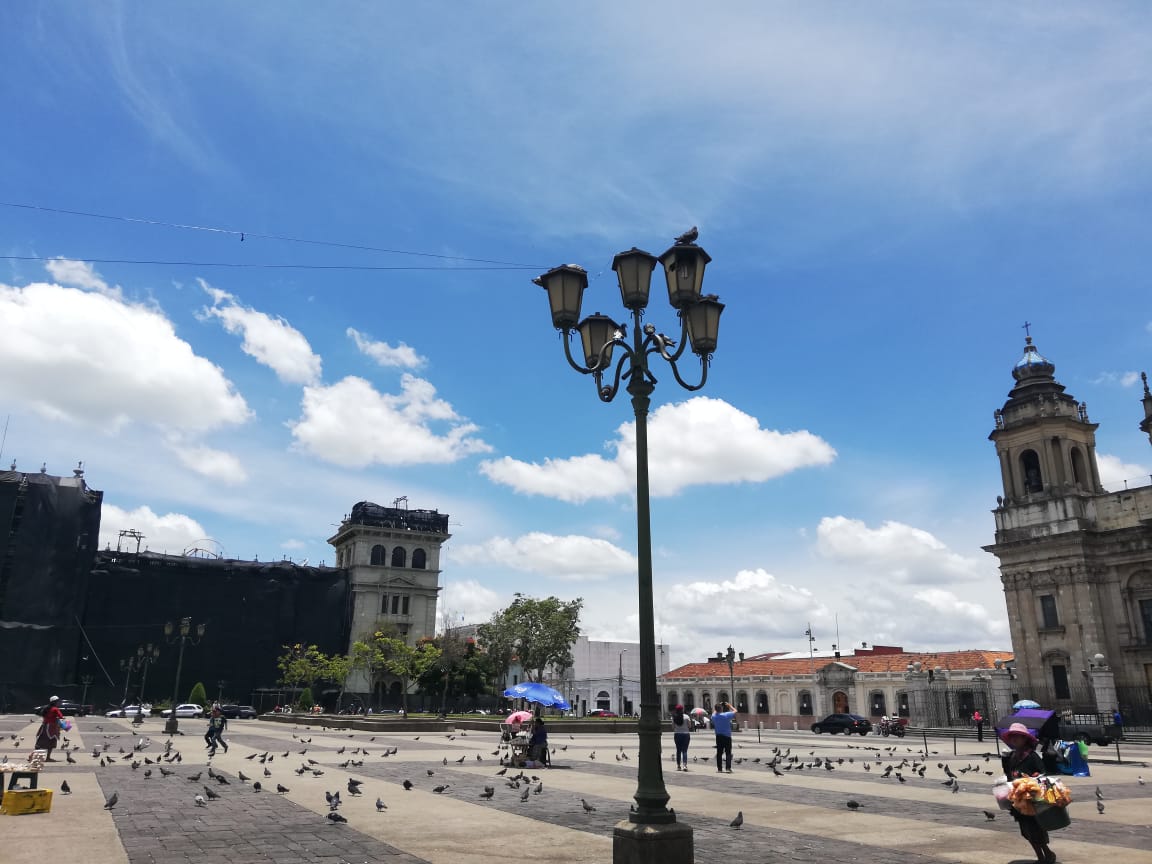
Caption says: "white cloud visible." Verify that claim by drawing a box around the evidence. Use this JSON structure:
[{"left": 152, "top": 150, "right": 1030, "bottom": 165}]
[
  {"left": 0, "top": 277, "right": 250, "bottom": 433},
  {"left": 167, "top": 441, "right": 248, "bottom": 485},
  {"left": 815, "top": 516, "right": 988, "bottom": 584},
  {"left": 44, "top": 258, "right": 119, "bottom": 297},
  {"left": 347, "top": 327, "right": 425, "bottom": 369},
  {"left": 98, "top": 503, "right": 208, "bottom": 554},
  {"left": 440, "top": 579, "right": 502, "bottom": 628},
  {"left": 1091, "top": 371, "right": 1142, "bottom": 388},
  {"left": 480, "top": 397, "right": 835, "bottom": 502},
  {"left": 289, "top": 374, "right": 492, "bottom": 466},
  {"left": 454, "top": 532, "right": 636, "bottom": 581},
  {"left": 1097, "top": 453, "right": 1151, "bottom": 491},
  {"left": 201, "top": 281, "right": 322, "bottom": 385}
]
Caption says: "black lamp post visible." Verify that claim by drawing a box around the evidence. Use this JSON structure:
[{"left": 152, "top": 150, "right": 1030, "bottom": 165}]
[
  {"left": 536, "top": 230, "right": 723, "bottom": 863},
  {"left": 724, "top": 645, "right": 736, "bottom": 711},
  {"left": 163, "top": 617, "right": 206, "bottom": 734},
  {"left": 80, "top": 674, "right": 93, "bottom": 710},
  {"left": 136, "top": 644, "right": 161, "bottom": 717}
]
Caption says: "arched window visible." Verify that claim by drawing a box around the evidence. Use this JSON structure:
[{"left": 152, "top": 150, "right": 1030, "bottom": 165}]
[
  {"left": 1021, "top": 449, "right": 1043, "bottom": 493},
  {"left": 666, "top": 691, "right": 679, "bottom": 711},
  {"left": 683, "top": 691, "right": 695, "bottom": 710},
  {"left": 370, "top": 544, "right": 386, "bottom": 565},
  {"left": 736, "top": 690, "right": 748, "bottom": 713},
  {"left": 717, "top": 691, "right": 729, "bottom": 705},
  {"left": 870, "top": 691, "right": 886, "bottom": 717},
  {"left": 391, "top": 546, "right": 407, "bottom": 567},
  {"left": 798, "top": 690, "right": 813, "bottom": 716},
  {"left": 596, "top": 690, "right": 611, "bottom": 711},
  {"left": 1070, "top": 447, "right": 1087, "bottom": 488},
  {"left": 412, "top": 548, "right": 427, "bottom": 569},
  {"left": 755, "top": 690, "right": 768, "bottom": 713},
  {"left": 897, "top": 691, "right": 910, "bottom": 717},
  {"left": 702, "top": 692, "right": 712, "bottom": 711}
]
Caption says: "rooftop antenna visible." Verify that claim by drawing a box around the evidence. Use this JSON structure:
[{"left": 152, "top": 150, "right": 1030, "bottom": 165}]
[
  {"left": 117, "top": 529, "right": 145, "bottom": 555},
  {"left": 0, "top": 414, "right": 9, "bottom": 464},
  {"left": 392, "top": 495, "right": 408, "bottom": 509}
]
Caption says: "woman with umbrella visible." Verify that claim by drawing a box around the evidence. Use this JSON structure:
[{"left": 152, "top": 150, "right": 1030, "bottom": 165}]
[{"left": 1001, "top": 722, "right": 1057, "bottom": 864}]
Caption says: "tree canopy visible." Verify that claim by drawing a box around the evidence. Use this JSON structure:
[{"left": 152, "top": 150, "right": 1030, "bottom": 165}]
[{"left": 476, "top": 593, "right": 582, "bottom": 684}]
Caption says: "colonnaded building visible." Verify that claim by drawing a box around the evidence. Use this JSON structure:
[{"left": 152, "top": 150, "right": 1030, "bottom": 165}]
[{"left": 660, "top": 337, "right": 1152, "bottom": 729}]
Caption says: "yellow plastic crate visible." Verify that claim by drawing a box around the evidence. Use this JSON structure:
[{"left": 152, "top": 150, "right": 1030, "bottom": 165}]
[{"left": 1, "top": 788, "right": 53, "bottom": 815}]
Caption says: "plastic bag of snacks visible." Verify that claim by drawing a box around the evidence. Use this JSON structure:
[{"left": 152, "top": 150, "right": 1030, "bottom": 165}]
[{"left": 1006, "top": 775, "right": 1072, "bottom": 815}]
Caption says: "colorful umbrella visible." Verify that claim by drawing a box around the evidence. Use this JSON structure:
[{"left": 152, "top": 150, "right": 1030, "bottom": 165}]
[
  {"left": 689, "top": 707, "right": 708, "bottom": 716},
  {"left": 504, "top": 710, "right": 534, "bottom": 725},
  {"left": 1013, "top": 699, "right": 1042, "bottom": 710},
  {"left": 502, "top": 682, "right": 571, "bottom": 711}
]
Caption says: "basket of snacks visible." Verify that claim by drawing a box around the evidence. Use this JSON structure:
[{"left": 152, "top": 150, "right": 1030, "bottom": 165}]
[{"left": 1005, "top": 775, "right": 1073, "bottom": 829}]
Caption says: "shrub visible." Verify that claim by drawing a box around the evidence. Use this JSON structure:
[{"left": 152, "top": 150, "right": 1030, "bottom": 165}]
[
  {"left": 188, "top": 682, "right": 208, "bottom": 707},
  {"left": 299, "top": 687, "right": 314, "bottom": 711}
]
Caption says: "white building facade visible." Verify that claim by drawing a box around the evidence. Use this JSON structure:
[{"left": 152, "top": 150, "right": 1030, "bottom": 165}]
[{"left": 554, "top": 636, "right": 671, "bottom": 716}]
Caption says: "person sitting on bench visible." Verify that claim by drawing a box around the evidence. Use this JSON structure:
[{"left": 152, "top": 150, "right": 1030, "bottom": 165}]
[{"left": 528, "top": 718, "right": 549, "bottom": 766}]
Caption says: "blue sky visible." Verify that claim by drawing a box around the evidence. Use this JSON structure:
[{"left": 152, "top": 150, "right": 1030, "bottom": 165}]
[{"left": 2, "top": 3, "right": 1150, "bottom": 666}]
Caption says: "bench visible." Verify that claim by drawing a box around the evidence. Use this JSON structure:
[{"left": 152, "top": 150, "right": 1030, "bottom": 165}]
[{"left": 0, "top": 750, "right": 45, "bottom": 805}]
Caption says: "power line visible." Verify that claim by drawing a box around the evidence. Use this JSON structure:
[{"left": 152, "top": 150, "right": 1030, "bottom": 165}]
[
  {"left": 0, "top": 255, "right": 533, "bottom": 272},
  {"left": 0, "top": 200, "right": 546, "bottom": 268}
]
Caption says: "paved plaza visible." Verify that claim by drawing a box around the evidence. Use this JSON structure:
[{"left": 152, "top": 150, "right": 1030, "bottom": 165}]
[{"left": 3, "top": 714, "right": 1150, "bottom": 864}]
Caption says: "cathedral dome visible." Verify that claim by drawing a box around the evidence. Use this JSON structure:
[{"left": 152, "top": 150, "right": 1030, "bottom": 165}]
[{"left": 1012, "top": 336, "right": 1055, "bottom": 382}]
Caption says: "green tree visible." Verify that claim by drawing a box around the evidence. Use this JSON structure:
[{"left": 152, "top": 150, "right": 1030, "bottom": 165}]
[
  {"left": 277, "top": 644, "right": 330, "bottom": 689},
  {"left": 477, "top": 594, "right": 583, "bottom": 685},
  {"left": 298, "top": 686, "right": 314, "bottom": 711},
  {"left": 350, "top": 629, "right": 440, "bottom": 713},
  {"left": 188, "top": 681, "right": 208, "bottom": 707}
]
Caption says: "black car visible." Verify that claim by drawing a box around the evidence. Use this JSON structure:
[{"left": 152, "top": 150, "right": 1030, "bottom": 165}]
[
  {"left": 811, "top": 713, "right": 872, "bottom": 735},
  {"left": 220, "top": 704, "right": 258, "bottom": 719},
  {"left": 33, "top": 700, "right": 92, "bottom": 717}
]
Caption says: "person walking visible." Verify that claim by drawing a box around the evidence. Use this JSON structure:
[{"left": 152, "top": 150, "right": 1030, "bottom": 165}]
[
  {"left": 973, "top": 709, "right": 984, "bottom": 742},
  {"left": 206, "top": 706, "right": 228, "bottom": 755},
  {"left": 36, "top": 696, "right": 65, "bottom": 761},
  {"left": 671, "top": 704, "right": 691, "bottom": 771},
  {"left": 1001, "top": 722, "right": 1056, "bottom": 864},
  {"left": 712, "top": 700, "right": 737, "bottom": 773}
]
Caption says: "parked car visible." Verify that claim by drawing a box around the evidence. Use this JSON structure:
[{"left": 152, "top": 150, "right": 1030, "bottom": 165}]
[
  {"left": 811, "top": 713, "right": 872, "bottom": 735},
  {"left": 587, "top": 710, "right": 619, "bottom": 718},
  {"left": 220, "top": 704, "right": 257, "bottom": 719},
  {"left": 105, "top": 704, "right": 152, "bottom": 718},
  {"left": 160, "top": 703, "right": 205, "bottom": 718},
  {"left": 33, "top": 700, "right": 92, "bottom": 717}
]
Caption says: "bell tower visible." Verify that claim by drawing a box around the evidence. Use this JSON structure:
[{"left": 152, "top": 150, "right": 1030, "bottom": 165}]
[{"left": 989, "top": 333, "right": 1103, "bottom": 503}]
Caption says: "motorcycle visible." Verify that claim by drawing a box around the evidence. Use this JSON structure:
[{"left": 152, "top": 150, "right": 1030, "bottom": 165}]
[{"left": 878, "top": 717, "right": 906, "bottom": 737}]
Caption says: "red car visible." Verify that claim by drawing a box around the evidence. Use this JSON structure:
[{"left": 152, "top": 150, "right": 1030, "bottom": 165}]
[{"left": 587, "top": 710, "right": 619, "bottom": 717}]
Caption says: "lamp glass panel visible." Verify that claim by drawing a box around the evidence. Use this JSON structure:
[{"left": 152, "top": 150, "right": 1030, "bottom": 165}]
[
  {"left": 577, "top": 314, "right": 618, "bottom": 369},
  {"left": 685, "top": 298, "right": 724, "bottom": 355},
  {"left": 613, "top": 249, "right": 656, "bottom": 310}
]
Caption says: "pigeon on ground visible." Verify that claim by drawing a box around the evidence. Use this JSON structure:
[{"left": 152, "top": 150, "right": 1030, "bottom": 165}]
[
  {"left": 60, "top": 781, "right": 72, "bottom": 795},
  {"left": 326, "top": 812, "right": 347, "bottom": 823},
  {"left": 143, "top": 769, "right": 151, "bottom": 779},
  {"left": 1138, "top": 776, "right": 1146, "bottom": 786},
  {"left": 252, "top": 782, "right": 262, "bottom": 792},
  {"left": 730, "top": 811, "right": 744, "bottom": 829},
  {"left": 276, "top": 784, "right": 290, "bottom": 794},
  {"left": 1097, "top": 801, "right": 1105, "bottom": 814},
  {"left": 846, "top": 800, "right": 862, "bottom": 810},
  {"left": 480, "top": 787, "right": 495, "bottom": 800},
  {"left": 347, "top": 780, "right": 362, "bottom": 795},
  {"left": 520, "top": 787, "right": 530, "bottom": 802},
  {"left": 376, "top": 797, "right": 387, "bottom": 811},
  {"left": 195, "top": 795, "right": 207, "bottom": 807},
  {"left": 263, "top": 767, "right": 271, "bottom": 777},
  {"left": 982, "top": 810, "right": 996, "bottom": 821},
  {"left": 434, "top": 785, "right": 450, "bottom": 794},
  {"left": 1096, "top": 786, "right": 1104, "bottom": 800},
  {"left": 403, "top": 780, "right": 413, "bottom": 791},
  {"left": 187, "top": 772, "right": 202, "bottom": 782},
  {"left": 237, "top": 771, "right": 250, "bottom": 782},
  {"left": 103, "top": 791, "right": 119, "bottom": 809},
  {"left": 581, "top": 798, "right": 596, "bottom": 812},
  {"left": 202, "top": 785, "right": 220, "bottom": 800}
]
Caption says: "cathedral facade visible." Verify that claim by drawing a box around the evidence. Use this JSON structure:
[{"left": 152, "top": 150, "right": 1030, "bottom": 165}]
[{"left": 984, "top": 337, "right": 1152, "bottom": 722}]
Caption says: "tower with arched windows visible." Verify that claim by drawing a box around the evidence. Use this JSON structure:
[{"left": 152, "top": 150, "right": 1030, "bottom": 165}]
[
  {"left": 984, "top": 336, "right": 1152, "bottom": 715},
  {"left": 328, "top": 500, "right": 451, "bottom": 698}
]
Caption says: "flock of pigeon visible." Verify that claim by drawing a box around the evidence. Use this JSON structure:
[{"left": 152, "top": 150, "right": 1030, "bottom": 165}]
[{"left": 10, "top": 724, "right": 1146, "bottom": 836}]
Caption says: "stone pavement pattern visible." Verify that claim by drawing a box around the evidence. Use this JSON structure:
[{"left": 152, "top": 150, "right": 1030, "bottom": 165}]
[{"left": 3, "top": 714, "right": 1151, "bottom": 864}]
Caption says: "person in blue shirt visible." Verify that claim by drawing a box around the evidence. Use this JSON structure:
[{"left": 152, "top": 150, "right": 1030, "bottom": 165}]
[{"left": 711, "top": 701, "right": 737, "bottom": 773}]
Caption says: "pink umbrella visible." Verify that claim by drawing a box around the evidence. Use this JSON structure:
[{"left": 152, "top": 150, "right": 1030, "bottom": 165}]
[{"left": 505, "top": 710, "right": 534, "bottom": 725}]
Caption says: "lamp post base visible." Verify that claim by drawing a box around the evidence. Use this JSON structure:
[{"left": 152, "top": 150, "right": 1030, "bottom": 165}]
[
  {"left": 613, "top": 819, "right": 693, "bottom": 864},
  {"left": 164, "top": 717, "right": 179, "bottom": 735}
]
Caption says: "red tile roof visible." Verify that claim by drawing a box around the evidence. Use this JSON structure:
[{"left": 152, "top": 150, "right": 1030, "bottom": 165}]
[{"left": 661, "top": 649, "right": 1012, "bottom": 679}]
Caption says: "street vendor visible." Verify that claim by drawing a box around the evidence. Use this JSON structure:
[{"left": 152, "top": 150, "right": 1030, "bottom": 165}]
[
  {"left": 1001, "top": 722, "right": 1057, "bottom": 864},
  {"left": 36, "top": 696, "right": 65, "bottom": 761},
  {"left": 528, "top": 717, "right": 549, "bottom": 766}
]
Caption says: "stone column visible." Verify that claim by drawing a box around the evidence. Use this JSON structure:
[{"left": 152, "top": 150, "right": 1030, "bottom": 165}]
[
  {"left": 1087, "top": 663, "right": 1117, "bottom": 717},
  {"left": 903, "top": 669, "right": 930, "bottom": 725},
  {"left": 988, "top": 667, "right": 1016, "bottom": 723}
]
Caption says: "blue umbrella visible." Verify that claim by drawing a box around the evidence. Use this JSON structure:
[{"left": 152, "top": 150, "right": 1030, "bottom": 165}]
[
  {"left": 1013, "top": 699, "right": 1042, "bottom": 710},
  {"left": 502, "top": 682, "right": 571, "bottom": 711}
]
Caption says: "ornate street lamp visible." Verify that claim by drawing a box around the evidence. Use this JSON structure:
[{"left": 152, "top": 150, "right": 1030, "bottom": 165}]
[
  {"left": 163, "top": 617, "right": 206, "bottom": 734},
  {"left": 618, "top": 648, "right": 629, "bottom": 716},
  {"left": 135, "top": 644, "right": 161, "bottom": 720},
  {"left": 535, "top": 229, "right": 723, "bottom": 863}
]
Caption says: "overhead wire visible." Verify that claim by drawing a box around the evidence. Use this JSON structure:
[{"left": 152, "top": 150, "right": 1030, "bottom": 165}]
[
  {"left": 0, "top": 200, "right": 548, "bottom": 268},
  {"left": 0, "top": 255, "right": 534, "bottom": 271}
]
